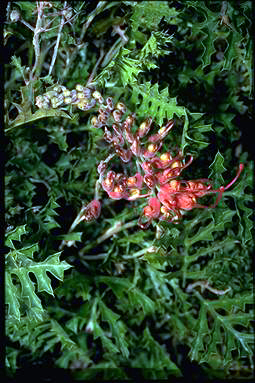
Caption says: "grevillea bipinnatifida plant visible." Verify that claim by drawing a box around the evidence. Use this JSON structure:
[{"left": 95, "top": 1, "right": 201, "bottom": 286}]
[
  {"left": 5, "top": 1, "right": 253, "bottom": 380},
  {"left": 36, "top": 83, "right": 244, "bottom": 229}
]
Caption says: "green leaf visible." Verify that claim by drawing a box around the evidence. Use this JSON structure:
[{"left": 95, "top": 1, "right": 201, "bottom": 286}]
[
  {"left": 130, "top": 81, "right": 187, "bottom": 126},
  {"left": 127, "top": 287, "right": 155, "bottom": 315},
  {"left": 5, "top": 272, "right": 21, "bottom": 321},
  {"left": 57, "top": 232, "right": 83, "bottom": 242},
  {"left": 131, "top": 1, "right": 179, "bottom": 32},
  {"left": 145, "top": 264, "right": 172, "bottom": 300},
  {"left": 99, "top": 300, "right": 129, "bottom": 358},
  {"left": 190, "top": 293, "right": 254, "bottom": 370},
  {"left": 132, "top": 327, "right": 181, "bottom": 376},
  {"left": 46, "top": 126, "right": 68, "bottom": 151},
  {"left": 6, "top": 250, "right": 72, "bottom": 321},
  {"left": 6, "top": 225, "right": 27, "bottom": 249},
  {"left": 7, "top": 108, "right": 72, "bottom": 130},
  {"left": 209, "top": 151, "right": 227, "bottom": 186},
  {"left": 181, "top": 112, "right": 213, "bottom": 152},
  {"left": 185, "top": 209, "right": 235, "bottom": 247},
  {"left": 94, "top": 322, "right": 120, "bottom": 354},
  {"left": 11, "top": 55, "right": 26, "bottom": 79}
]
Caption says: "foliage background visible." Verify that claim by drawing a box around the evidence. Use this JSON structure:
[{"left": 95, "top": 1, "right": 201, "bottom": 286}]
[{"left": 5, "top": 1, "right": 253, "bottom": 380}]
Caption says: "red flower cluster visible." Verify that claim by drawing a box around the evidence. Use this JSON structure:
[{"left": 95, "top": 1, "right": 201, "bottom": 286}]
[
  {"left": 35, "top": 85, "right": 243, "bottom": 228},
  {"left": 78, "top": 95, "right": 243, "bottom": 228}
]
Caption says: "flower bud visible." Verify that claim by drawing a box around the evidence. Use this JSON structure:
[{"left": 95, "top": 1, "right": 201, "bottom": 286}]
[
  {"left": 116, "top": 102, "right": 126, "bottom": 113},
  {"left": 112, "top": 109, "right": 122, "bottom": 122},
  {"left": 130, "top": 138, "right": 141, "bottom": 156},
  {"left": 102, "top": 180, "right": 114, "bottom": 193},
  {"left": 82, "top": 200, "right": 101, "bottom": 222},
  {"left": 76, "top": 84, "right": 84, "bottom": 91},
  {"left": 127, "top": 173, "right": 143, "bottom": 189},
  {"left": 137, "top": 118, "right": 152, "bottom": 138},
  {"left": 144, "top": 197, "right": 161, "bottom": 219},
  {"left": 142, "top": 142, "right": 162, "bottom": 158},
  {"left": 106, "top": 97, "right": 114, "bottom": 110},
  {"left": 10, "top": 9, "right": 20, "bottom": 22},
  {"left": 148, "top": 120, "right": 174, "bottom": 143},
  {"left": 144, "top": 174, "right": 156, "bottom": 189}
]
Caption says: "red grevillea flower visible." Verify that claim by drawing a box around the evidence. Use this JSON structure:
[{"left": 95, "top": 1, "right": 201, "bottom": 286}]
[{"left": 157, "top": 164, "right": 244, "bottom": 218}]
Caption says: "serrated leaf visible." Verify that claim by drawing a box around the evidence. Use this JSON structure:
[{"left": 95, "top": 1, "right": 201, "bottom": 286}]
[
  {"left": 190, "top": 293, "right": 254, "bottom": 369},
  {"left": 96, "top": 276, "right": 132, "bottom": 299},
  {"left": 6, "top": 251, "right": 72, "bottom": 321},
  {"left": 127, "top": 287, "right": 155, "bottom": 315},
  {"left": 11, "top": 55, "right": 26, "bottom": 78},
  {"left": 181, "top": 112, "right": 213, "bottom": 151},
  {"left": 138, "top": 327, "right": 181, "bottom": 375},
  {"left": 131, "top": 82, "right": 187, "bottom": 126},
  {"left": 209, "top": 151, "right": 227, "bottom": 186},
  {"left": 98, "top": 299, "right": 129, "bottom": 358},
  {"left": 145, "top": 264, "right": 172, "bottom": 300},
  {"left": 131, "top": 1, "right": 179, "bottom": 32},
  {"left": 5, "top": 272, "right": 21, "bottom": 321},
  {"left": 185, "top": 209, "right": 235, "bottom": 247},
  {"left": 6, "top": 225, "right": 27, "bottom": 249},
  {"left": 94, "top": 322, "right": 119, "bottom": 354},
  {"left": 46, "top": 127, "right": 68, "bottom": 151},
  {"left": 7, "top": 107, "right": 72, "bottom": 131},
  {"left": 66, "top": 316, "right": 87, "bottom": 334}
]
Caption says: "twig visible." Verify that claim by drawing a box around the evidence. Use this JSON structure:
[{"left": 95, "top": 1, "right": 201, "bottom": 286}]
[
  {"left": 80, "top": 1, "right": 108, "bottom": 42},
  {"left": 186, "top": 280, "right": 231, "bottom": 296},
  {"left": 122, "top": 246, "right": 159, "bottom": 260},
  {"left": 48, "top": 2, "right": 67, "bottom": 76},
  {"left": 20, "top": 19, "right": 35, "bottom": 32},
  {"left": 80, "top": 253, "right": 108, "bottom": 260},
  {"left": 62, "top": 1, "right": 108, "bottom": 79},
  {"left": 86, "top": 47, "right": 105, "bottom": 86},
  {"left": 78, "top": 220, "right": 138, "bottom": 256},
  {"left": 31, "top": 1, "right": 44, "bottom": 80},
  {"left": 96, "top": 220, "right": 137, "bottom": 244}
]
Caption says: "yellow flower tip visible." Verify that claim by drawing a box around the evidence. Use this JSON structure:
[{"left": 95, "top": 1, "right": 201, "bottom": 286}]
[
  {"left": 148, "top": 144, "right": 157, "bottom": 152},
  {"left": 104, "top": 178, "right": 112, "bottom": 187},
  {"left": 91, "top": 116, "right": 97, "bottom": 125},
  {"left": 77, "top": 100, "right": 88, "bottom": 110},
  {"left": 64, "top": 97, "right": 72, "bottom": 104},
  {"left": 158, "top": 127, "right": 166, "bottom": 135},
  {"left": 116, "top": 102, "right": 126, "bottom": 113},
  {"left": 160, "top": 153, "right": 171, "bottom": 162},
  {"left": 168, "top": 180, "right": 178, "bottom": 189},
  {"left": 127, "top": 177, "right": 136, "bottom": 187},
  {"left": 77, "top": 92, "right": 85, "bottom": 99},
  {"left": 114, "top": 185, "right": 122, "bottom": 193},
  {"left": 160, "top": 206, "right": 171, "bottom": 217},
  {"left": 92, "top": 91, "right": 102, "bottom": 100},
  {"left": 139, "top": 121, "right": 147, "bottom": 131},
  {"left": 130, "top": 188, "right": 140, "bottom": 197},
  {"left": 76, "top": 84, "right": 84, "bottom": 91},
  {"left": 170, "top": 161, "right": 181, "bottom": 169},
  {"left": 63, "top": 89, "right": 71, "bottom": 97}
]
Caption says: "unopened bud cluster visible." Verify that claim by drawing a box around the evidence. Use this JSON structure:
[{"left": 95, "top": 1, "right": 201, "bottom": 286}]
[
  {"left": 36, "top": 84, "right": 102, "bottom": 111},
  {"left": 36, "top": 84, "right": 243, "bottom": 228}
]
